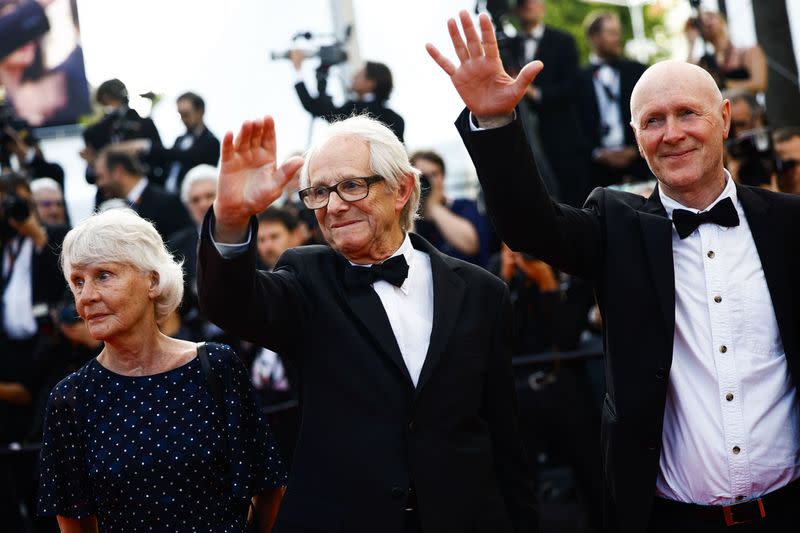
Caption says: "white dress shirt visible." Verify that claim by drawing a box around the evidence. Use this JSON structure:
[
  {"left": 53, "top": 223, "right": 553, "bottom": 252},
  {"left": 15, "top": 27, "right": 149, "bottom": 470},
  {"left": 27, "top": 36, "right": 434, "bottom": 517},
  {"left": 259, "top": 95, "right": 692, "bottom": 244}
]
[
  {"left": 213, "top": 230, "right": 434, "bottom": 386},
  {"left": 2, "top": 236, "right": 37, "bottom": 339},
  {"left": 656, "top": 174, "right": 800, "bottom": 504},
  {"left": 126, "top": 177, "right": 149, "bottom": 205},
  {"left": 522, "top": 24, "right": 545, "bottom": 63},
  {"left": 349, "top": 233, "right": 433, "bottom": 386},
  {"left": 588, "top": 54, "right": 624, "bottom": 150}
]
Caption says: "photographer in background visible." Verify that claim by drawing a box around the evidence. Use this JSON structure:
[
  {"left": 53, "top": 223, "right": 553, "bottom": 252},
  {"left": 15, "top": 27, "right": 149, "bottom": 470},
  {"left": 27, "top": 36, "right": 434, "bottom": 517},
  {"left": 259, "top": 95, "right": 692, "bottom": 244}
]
[
  {"left": 0, "top": 172, "right": 66, "bottom": 445},
  {"left": 410, "top": 150, "right": 490, "bottom": 267},
  {"left": 30, "top": 176, "right": 68, "bottom": 227},
  {"left": 81, "top": 78, "right": 165, "bottom": 191},
  {"left": 289, "top": 51, "right": 405, "bottom": 142},
  {"left": 1, "top": 121, "right": 65, "bottom": 187},
  {"left": 775, "top": 127, "right": 800, "bottom": 195},
  {"left": 723, "top": 91, "right": 780, "bottom": 190}
]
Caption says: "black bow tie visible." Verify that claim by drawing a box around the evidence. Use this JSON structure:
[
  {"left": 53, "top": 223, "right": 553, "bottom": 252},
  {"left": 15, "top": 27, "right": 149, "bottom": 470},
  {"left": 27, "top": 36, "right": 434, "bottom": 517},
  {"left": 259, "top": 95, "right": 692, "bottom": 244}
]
[
  {"left": 344, "top": 255, "right": 409, "bottom": 289},
  {"left": 672, "top": 197, "right": 740, "bottom": 239}
]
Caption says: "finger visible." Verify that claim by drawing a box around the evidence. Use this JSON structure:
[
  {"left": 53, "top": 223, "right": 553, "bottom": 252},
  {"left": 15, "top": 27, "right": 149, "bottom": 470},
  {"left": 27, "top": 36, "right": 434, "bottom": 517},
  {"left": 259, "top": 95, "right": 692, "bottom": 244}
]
[
  {"left": 447, "top": 18, "right": 469, "bottom": 63},
  {"left": 513, "top": 60, "right": 544, "bottom": 95},
  {"left": 220, "top": 131, "right": 234, "bottom": 163},
  {"left": 250, "top": 118, "right": 264, "bottom": 152},
  {"left": 426, "top": 43, "right": 456, "bottom": 76},
  {"left": 459, "top": 10, "right": 482, "bottom": 59},
  {"left": 275, "top": 155, "right": 305, "bottom": 189},
  {"left": 234, "top": 121, "right": 251, "bottom": 153},
  {"left": 262, "top": 115, "right": 277, "bottom": 157},
  {"left": 478, "top": 13, "right": 499, "bottom": 59}
]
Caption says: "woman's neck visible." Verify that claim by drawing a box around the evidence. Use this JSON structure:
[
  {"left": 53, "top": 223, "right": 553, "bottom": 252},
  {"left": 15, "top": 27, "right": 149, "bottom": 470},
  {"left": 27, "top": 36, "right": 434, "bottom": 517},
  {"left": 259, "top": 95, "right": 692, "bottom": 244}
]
[{"left": 98, "top": 327, "right": 178, "bottom": 376}]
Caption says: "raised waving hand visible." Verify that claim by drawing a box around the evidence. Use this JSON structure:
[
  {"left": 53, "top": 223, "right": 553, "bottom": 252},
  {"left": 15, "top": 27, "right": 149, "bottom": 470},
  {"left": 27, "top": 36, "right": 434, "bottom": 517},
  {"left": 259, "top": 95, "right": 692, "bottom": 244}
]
[
  {"left": 426, "top": 10, "right": 543, "bottom": 122},
  {"left": 213, "top": 116, "right": 304, "bottom": 241}
]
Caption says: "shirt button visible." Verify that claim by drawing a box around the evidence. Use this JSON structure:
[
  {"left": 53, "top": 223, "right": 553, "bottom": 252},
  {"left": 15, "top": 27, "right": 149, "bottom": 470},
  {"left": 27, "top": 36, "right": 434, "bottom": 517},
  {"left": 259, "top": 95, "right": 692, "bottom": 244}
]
[
  {"left": 714, "top": 295, "right": 722, "bottom": 303},
  {"left": 735, "top": 495, "right": 745, "bottom": 502},
  {"left": 720, "top": 345, "right": 728, "bottom": 353},
  {"left": 732, "top": 446, "right": 741, "bottom": 454},
  {"left": 655, "top": 368, "right": 665, "bottom": 380},
  {"left": 707, "top": 250, "right": 715, "bottom": 259},
  {"left": 726, "top": 393, "right": 734, "bottom": 401}
]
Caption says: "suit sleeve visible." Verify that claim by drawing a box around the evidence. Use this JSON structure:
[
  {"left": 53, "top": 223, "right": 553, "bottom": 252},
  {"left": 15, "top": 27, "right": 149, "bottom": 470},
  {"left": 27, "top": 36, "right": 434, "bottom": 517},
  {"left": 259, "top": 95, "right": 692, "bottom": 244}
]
[
  {"left": 294, "top": 81, "right": 342, "bottom": 122},
  {"left": 486, "top": 284, "right": 539, "bottom": 532},
  {"left": 457, "top": 110, "right": 603, "bottom": 280},
  {"left": 196, "top": 210, "right": 307, "bottom": 357}
]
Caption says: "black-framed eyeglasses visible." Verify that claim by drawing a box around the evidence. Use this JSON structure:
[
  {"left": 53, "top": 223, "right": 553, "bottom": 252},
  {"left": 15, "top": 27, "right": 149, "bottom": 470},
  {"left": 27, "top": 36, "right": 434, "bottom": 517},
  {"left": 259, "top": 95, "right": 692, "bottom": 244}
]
[{"left": 298, "top": 175, "right": 384, "bottom": 210}]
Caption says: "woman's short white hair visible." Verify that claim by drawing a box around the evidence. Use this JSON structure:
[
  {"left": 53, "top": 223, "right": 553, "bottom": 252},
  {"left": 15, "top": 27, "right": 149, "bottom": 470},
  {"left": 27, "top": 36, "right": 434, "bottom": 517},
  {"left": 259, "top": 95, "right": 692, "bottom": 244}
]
[
  {"left": 60, "top": 208, "right": 184, "bottom": 323},
  {"left": 180, "top": 164, "right": 219, "bottom": 206},
  {"left": 30, "top": 177, "right": 63, "bottom": 195},
  {"left": 299, "top": 115, "right": 421, "bottom": 232}
]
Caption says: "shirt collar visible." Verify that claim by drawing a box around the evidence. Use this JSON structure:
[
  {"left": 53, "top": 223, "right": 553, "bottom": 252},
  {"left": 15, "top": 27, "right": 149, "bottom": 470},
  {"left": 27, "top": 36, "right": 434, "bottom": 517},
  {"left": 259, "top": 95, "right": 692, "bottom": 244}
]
[
  {"left": 126, "top": 177, "right": 149, "bottom": 205},
  {"left": 659, "top": 169, "right": 737, "bottom": 219},
  {"left": 525, "top": 24, "right": 545, "bottom": 40},
  {"left": 348, "top": 233, "right": 415, "bottom": 294}
]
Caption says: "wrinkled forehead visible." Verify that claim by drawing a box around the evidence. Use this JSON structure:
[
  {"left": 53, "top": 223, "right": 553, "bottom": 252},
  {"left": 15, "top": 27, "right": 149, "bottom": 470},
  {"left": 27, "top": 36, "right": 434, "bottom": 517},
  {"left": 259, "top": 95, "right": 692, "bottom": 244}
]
[{"left": 307, "top": 136, "right": 371, "bottom": 185}]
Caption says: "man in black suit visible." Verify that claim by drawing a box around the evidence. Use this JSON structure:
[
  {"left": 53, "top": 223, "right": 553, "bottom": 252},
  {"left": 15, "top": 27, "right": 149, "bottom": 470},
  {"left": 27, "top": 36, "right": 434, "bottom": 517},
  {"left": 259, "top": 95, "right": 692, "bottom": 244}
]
[
  {"left": 81, "top": 78, "right": 165, "bottom": 187},
  {"left": 428, "top": 11, "right": 800, "bottom": 532},
  {"left": 145, "top": 91, "right": 221, "bottom": 194},
  {"left": 576, "top": 11, "right": 651, "bottom": 188},
  {"left": 289, "top": 51, "right": 405, "bottom": 143},
  {"left": 94, "top": 149, "right": 191, "bottom": 240},
  {"left": 197, "top": 115, "right": 536, "bottom": 532},
  {"left": 503, "top": 0, "right": 590, "bottom": 206}
]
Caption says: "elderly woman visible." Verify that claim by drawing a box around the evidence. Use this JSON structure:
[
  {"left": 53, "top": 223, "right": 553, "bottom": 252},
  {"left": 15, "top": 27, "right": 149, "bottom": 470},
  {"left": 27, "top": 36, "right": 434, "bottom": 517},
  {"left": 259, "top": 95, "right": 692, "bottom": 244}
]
[{"left": 37, "top": 208, "right": 287, "bottom": 532}]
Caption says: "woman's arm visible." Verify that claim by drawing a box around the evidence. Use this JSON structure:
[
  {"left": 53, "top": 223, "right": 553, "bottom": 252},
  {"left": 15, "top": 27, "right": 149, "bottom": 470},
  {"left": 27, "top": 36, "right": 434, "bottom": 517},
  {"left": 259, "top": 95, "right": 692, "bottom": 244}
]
[
  {"left": 252, "top": 487, "right": 286, "bottom": 533},
  {"left": 56, "top": 515, "right": 98, "bottom": 533},
  {"left": 726, "top": 45, "right": 768, "bottom": 93}
]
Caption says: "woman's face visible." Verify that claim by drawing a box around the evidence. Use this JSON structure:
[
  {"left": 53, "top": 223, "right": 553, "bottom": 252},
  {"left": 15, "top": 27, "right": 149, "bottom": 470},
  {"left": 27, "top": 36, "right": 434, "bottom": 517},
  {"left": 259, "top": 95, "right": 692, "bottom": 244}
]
[{"left": 67, "top": 262, "right": 158, "bottom": 342}]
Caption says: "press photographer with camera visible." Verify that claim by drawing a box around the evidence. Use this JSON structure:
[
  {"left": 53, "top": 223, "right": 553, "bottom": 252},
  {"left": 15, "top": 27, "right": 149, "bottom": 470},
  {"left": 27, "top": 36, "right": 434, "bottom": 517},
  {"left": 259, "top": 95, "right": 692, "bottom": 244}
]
[
  {"left": 1, "top": 172, "right": 67, "bottom": 445},
  {"left": 774, "top": 127, "right": 800, "bottom": 195},
  {"left": 289, "top": 49, "right": 405, "bottom": 143}
]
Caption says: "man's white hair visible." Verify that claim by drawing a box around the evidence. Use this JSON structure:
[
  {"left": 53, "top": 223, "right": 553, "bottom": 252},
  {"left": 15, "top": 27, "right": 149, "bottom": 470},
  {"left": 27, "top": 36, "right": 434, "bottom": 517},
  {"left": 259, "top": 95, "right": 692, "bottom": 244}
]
[
  {"left": 30, "top": 177, "right": 63, "bottom": 196},
  {"left": 299, "top": 115, "right": 421, "bottom": 232},
  {"left": 180, "top": 164, "right": 219, "bottom": 206},
  {"left": 61, "top": 208, "right": 184, "bottom": 323}
]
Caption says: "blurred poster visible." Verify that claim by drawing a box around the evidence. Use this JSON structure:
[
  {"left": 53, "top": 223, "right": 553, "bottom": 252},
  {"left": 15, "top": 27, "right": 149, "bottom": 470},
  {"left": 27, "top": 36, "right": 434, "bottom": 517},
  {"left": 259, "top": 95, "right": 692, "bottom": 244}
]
[{"left": 0, "top": 0, "right": 91, "bottom": 127}]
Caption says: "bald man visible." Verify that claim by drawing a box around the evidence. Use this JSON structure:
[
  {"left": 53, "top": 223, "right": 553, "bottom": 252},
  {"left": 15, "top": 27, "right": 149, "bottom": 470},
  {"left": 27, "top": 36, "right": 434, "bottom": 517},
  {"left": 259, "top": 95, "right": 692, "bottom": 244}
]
[{"left": 428, "top": 11, "right": 800, "bottom": 533}]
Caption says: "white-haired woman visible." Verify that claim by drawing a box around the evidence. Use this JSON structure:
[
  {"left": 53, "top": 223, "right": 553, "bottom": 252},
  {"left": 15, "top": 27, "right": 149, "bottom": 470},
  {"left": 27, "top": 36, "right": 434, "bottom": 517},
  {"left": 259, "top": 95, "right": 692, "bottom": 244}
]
[{"left": 37, "top": 209, "right": 287, "bottom": 532}]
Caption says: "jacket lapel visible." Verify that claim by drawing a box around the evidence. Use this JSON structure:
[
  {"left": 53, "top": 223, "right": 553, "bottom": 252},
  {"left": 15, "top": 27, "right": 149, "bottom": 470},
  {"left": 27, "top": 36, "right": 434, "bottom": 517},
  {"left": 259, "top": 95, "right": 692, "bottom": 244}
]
[
  {"left": 737, "top": 185, "right": 797, "bottom": 359},
  {"left": 335, "top": 254, "right": 414, "bottom": 386},
  {"left": 412, "top": 234, "right": 466, "bottom": 396},
  {"left": 637, "top": 186, "right": 676, "bottom": 343}
]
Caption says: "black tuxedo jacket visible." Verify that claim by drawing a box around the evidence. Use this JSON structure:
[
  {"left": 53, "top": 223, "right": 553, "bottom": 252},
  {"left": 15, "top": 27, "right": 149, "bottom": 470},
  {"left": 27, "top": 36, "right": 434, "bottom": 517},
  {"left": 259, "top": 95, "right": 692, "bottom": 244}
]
[
  {"left": 197, "top": 213, "right": 537, "bottom": 533},
  {"left": 294, "top": 82, "right": 405, "bottom": 143},
  {"left": 576, "top": 58, "right": 650, "bottom": 186},
  {"left": 505, "top": 27, "right": 590, "bottom": 206},
  {"left": 147, "top": 126, "right": 221, "bottom": 188},
  {"left": 132, "top": 182, "right": 192, "bottom": 240},
  {"left": 456, "top": 110, "right": 800, "bottom": 533}
]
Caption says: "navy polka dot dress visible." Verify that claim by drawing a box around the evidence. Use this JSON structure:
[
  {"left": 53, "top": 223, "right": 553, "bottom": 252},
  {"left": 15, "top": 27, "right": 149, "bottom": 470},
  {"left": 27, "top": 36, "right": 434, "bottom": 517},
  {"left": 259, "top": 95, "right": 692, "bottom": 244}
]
[{"left": 37, "top": 343, "right": 287, "bottom": 531}]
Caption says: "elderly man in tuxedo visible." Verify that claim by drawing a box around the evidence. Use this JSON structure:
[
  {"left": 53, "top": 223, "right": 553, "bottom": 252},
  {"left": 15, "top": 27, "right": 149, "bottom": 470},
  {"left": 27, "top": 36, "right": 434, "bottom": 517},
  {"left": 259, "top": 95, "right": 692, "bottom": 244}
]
[
  {"left": 427, "top": 10, "right": 800, "bottom": 533},
  {"left": 197, "top": 114, "right": 537, "bottom": 533}
]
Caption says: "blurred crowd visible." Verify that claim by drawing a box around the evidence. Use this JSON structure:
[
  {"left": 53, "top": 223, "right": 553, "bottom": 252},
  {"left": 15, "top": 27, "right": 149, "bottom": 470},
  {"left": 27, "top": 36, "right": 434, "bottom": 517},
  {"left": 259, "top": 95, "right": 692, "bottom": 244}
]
[{"left": 2, "top": 0, "right": 799, "bottom": 531}]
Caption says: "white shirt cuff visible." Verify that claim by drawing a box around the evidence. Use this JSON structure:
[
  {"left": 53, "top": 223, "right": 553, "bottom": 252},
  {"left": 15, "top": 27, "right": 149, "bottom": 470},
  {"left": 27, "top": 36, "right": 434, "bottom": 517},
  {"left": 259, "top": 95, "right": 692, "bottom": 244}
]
[
  {"left": 468, "top": 110, "right": 516, "bottom": 131},
  {"left": 210, "top": 225, "right": 253, "bottom": 258}
]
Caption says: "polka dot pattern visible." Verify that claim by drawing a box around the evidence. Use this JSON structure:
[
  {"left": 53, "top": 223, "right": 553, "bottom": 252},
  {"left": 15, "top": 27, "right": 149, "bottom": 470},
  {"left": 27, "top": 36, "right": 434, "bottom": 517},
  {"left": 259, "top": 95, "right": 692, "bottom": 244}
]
[{"left": 37, "top": 343, "right": 287, "bottom": 531}]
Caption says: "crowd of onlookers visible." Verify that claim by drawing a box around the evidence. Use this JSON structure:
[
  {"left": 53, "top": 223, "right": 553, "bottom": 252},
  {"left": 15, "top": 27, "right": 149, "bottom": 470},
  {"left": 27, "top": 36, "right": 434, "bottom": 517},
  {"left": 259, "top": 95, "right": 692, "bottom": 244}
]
[{"left": 2, "top": 1, "right": 800, "bottom": 531}]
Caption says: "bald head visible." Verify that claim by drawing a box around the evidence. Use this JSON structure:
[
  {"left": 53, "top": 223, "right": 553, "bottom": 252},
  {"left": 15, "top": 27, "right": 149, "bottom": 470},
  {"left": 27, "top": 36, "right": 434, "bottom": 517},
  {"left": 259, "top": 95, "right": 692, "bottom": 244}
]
[{"left": 630, "top": 60, "right": 722, "bottom": 127}]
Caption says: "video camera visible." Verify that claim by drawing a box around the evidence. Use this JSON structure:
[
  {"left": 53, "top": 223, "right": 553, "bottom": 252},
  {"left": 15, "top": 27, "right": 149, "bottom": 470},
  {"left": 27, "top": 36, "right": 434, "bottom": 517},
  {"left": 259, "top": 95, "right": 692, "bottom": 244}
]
[
  {"left": 0, "top": 173, "right": 32, "bottom": 241},
  {"left": 271, "top": 27, "right": 352, "bottom": 69},
  {"left": 726, "top": 128, "right": 781, "bottom": 187}
]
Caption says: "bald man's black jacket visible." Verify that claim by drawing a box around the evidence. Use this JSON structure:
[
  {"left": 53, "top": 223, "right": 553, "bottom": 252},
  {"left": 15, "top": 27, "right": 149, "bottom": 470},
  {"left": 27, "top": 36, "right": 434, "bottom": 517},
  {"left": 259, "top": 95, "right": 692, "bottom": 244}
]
[
  {"left": 197, "top": 211, "right": 537, "bottom": 533},
  {"left": 456, "top": 109, "right": 800, "bottom": 533}
]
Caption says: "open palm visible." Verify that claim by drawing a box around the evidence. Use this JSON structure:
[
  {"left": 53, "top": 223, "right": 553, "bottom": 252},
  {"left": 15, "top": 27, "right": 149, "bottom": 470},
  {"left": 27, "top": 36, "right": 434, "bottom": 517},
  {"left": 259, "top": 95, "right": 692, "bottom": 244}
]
[
  {"left": 427, "top": 11, "right": 543, "bottom": 119},
  {"left": 214, "top": 117, "right": 304, "bottom": 228}
]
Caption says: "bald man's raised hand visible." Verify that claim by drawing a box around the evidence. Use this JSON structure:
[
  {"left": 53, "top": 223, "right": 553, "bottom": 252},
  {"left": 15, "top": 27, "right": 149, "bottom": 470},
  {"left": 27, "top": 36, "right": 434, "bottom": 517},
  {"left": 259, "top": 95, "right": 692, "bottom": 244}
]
[
  {"left": 213, "top": 116, "right": 304, "bottom": 242},
  {"left": 426, "top": 10, "right": 543, "bottom": 122}
]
